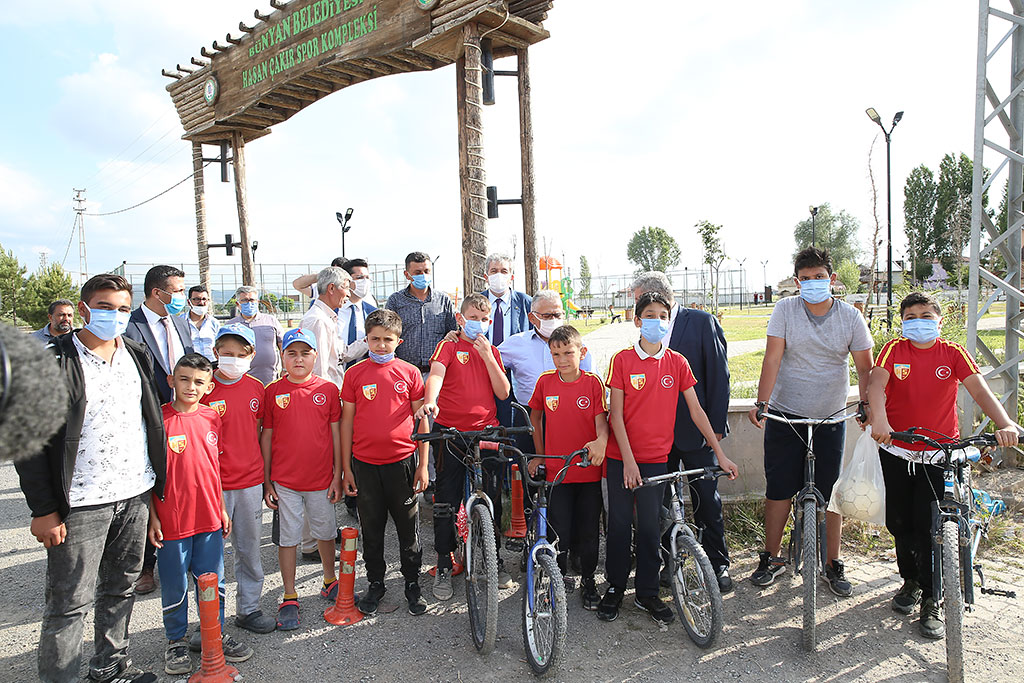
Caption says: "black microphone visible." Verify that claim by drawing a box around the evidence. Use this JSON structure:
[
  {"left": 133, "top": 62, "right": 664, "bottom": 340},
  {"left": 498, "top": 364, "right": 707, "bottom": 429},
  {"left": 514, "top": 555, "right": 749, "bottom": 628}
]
[{"left": 0, "top": 323, "right": 69, "bottom": 461}]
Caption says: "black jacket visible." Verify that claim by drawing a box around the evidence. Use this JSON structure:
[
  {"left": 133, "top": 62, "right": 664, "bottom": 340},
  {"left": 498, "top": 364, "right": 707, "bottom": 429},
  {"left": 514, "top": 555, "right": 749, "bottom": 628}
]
[
  {"left": 14, "top": 332, "right": 167, "bottom": 520},
  {"left": 668, "top": 307, "right": 731, "bottom": 451}
]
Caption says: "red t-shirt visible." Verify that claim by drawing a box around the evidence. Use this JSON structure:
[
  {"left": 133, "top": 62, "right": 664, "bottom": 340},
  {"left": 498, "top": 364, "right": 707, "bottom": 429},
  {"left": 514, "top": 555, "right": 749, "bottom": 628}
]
[
  {"left": 341, "top": 358, "right": 425, "bottom": 465},
  {"left": 429, "top": 338, "right": 504, "bottom": 430},
  {"left": 876, "top": 337, "right": 980, "bottom": 450},
  {"left": 205, "top": 374, "right": 265, "bottom": 490},
  {"left": 604, "top": 346, "right": 697, "bottom": 464},
  {"left": 528, "top": 370, "right": 606, "bottom": 483},
  {"left": 154, "top": 404, "right": 224, "bottom": 541},
  {"left": 263, "top": 374, "right": 341, "bottom": 491}
]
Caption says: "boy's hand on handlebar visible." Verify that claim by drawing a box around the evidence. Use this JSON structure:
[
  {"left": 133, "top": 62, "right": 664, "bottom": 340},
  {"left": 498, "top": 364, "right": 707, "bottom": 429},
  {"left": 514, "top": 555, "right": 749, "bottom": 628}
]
[
  {"left": 871, "top": 420, "right": 894, "bottom": 446},
  {"left": 527, "top": 457, "right": 544, "bottom": 477},
  {"left": 623, "top": 460, "right": 643, "bottom": 489},
  {"left": 994, "top": 424, "right": 1020, "bottom": 448},
  {"left": 583, "top": 439, "right": 606, "bottom": 467},
  {"left": 747, "top": 406, "right": 765, "bottom": 428},
  {"left": 415, "top": 402, "right": 438, "bottom": 421},
  {"left": 717, "top": 456, "right": 739, "bottom": 480}
]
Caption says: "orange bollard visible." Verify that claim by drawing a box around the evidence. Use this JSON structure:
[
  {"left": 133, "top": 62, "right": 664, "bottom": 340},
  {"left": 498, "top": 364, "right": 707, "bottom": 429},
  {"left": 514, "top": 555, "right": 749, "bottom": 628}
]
[
  {"left": 504, "top": 464, "right": 527, "bottom": 538},
  {"left": 324, "top": 527, "right": 363, "bottom": 626},
  {"left": 189, "top": 572, "right": 239, "bottom": 683}
]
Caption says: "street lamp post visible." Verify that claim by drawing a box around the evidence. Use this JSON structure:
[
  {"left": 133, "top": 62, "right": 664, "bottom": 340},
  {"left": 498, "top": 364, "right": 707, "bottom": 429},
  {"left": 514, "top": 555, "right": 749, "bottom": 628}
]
[
  {"left": 336, "top": 208, "right": 354, "bottom": 259},
  {"left": 865, "top": 107, "right": 903, "bottom": 327},
  {"left": 737, "top": 257, "right": 747, "bottom": 310},
  {"left": 809, "top": 206, "right": 819, "bottom": 247},
  {"left": 761, "top": 259, "right": 769, "bottom": 306}
]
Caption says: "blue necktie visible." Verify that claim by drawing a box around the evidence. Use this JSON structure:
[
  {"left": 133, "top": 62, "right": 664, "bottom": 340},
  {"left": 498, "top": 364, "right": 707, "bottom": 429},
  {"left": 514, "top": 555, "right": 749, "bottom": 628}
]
[
  {"left": 347, "top": 306, "right": 358, "bottom": 344},
  {"left": 492, "top": 300, "right": 504, "bottom": 347}
]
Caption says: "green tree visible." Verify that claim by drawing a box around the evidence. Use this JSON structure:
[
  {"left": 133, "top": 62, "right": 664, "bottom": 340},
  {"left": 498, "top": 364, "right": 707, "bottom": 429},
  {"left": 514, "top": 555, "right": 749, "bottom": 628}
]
[
  {"left": 578, "top": 255, "right": 592, "bottom": 301},
  {"left": 0, "top": 245, "right": 27, "bottom": 324},
  {"left": 626, "top": 226, "right": 681, "bottom": 274},
  {"left": 23, "top": 264, "right": 78, "bottom": 327},
  {"left": 903, "top": 164, "right": 937, "bottom": 282},
  {"left": 277, "top": 295, "right": 295, "bottom": 313},
  {"left": 836, "top": 259, "right": 861, "bottom": 294},
  {"left": 695, "top": 220, "right": 726, "bottom": 313},
  {"left": 792, "top": 203, "right": 861, "bottom": 266}
]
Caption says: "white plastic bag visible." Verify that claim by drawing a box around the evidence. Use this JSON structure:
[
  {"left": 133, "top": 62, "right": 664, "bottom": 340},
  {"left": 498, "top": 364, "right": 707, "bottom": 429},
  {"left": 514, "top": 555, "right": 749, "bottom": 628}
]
[{"left": 828, "top": 425, "right": 886, "bottom": 525}]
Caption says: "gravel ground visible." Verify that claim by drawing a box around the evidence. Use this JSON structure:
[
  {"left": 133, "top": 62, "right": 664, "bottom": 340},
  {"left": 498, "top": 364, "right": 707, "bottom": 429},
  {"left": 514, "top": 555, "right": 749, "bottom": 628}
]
[{"left": 2, "top": 460, "right": 1022, "bottom": 682}]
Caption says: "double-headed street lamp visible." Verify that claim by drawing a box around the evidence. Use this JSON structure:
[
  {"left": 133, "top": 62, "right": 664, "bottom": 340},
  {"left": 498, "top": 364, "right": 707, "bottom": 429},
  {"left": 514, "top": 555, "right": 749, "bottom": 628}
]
[
  {"left": 865, "top": 107, "right": 903, "bottom": 327},
  {"left": 336, "top": 208, "right": 354, "bottom": 259}
]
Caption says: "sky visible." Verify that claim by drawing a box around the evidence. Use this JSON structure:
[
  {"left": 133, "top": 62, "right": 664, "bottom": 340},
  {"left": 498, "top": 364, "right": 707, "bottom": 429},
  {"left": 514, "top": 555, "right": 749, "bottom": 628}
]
[{"left": 0, "top": 0, "right": 1001, "bottom": 295}]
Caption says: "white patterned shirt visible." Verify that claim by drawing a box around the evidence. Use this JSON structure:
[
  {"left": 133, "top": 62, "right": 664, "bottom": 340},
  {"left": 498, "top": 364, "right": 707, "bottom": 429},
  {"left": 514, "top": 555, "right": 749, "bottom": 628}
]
[{"left": 68, "top": 332, "right": 155, "bottom": 507}]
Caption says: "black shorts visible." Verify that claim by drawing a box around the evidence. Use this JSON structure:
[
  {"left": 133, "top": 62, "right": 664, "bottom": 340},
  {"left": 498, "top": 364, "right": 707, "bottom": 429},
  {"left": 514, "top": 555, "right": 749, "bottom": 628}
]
[{"left": 763, "top": 411, "right": 846, "bottom": 502}]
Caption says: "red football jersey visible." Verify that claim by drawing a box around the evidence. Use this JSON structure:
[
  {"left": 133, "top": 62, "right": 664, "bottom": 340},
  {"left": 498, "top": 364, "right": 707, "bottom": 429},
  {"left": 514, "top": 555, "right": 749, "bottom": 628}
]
[
  {"left": 154, "top": 404, "right": 224, "bottom": 541},
  {"left": 263, "top": 374, "right": 341, "bottom": 491},
  {"left": 205, "top": 375, "right": 265, "bottom": 490},
  {"left": 341, "top": 358, "right": 425, "bottom": 465},
  {"left": 876, "top": 337, "right": 979, "bottom": 450},
  {"left": 429, "top": 338, "right": 505, "bottom": 431},
  {"left": 604, "top": 346, "right": 697, "bottom": 464},
  {"left": 528, "top": 370, "right": 607, "bottom": 483}
]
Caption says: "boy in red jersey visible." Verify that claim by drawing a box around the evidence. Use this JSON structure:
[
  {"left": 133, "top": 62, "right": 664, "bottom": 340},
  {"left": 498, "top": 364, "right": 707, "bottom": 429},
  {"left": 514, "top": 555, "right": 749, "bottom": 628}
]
[
  {"left": 260, "top": 328, "right": 343, "bottom": 631},
  {"left": 203, "top": 324, "right": 277, "bottom": 635},
  {"left": 149, "top": 354, "right": 252, "bottom": 676},
  {"left": 527, "top": 324, "right": 608, "bottom": 610},
  {"left": 341, "top": 309, "right": 430, "bottom": 616},
  {"left": 416, "top": 292, "right": 510, "bottom": 601},
  {"left": 598, "top": 292, "right": 738, "bottom": 624},
  {"left": 869, "top": 291, "right": 1018, "bottom": 639}
]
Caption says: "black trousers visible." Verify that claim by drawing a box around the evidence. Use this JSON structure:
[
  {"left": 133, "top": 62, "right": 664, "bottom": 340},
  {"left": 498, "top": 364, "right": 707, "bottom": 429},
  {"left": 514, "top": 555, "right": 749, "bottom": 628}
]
[
  {"left": 605, "top": 458, "right": 667, "bottom": 598},
  {"left": 547, "top": 481, "right": 602, "bottom": 578},
  {"left": 664, "top": 444, "right": 730, "bottom": 571},
  {"left": 352, "top": 456, "right": 422, "bottom": 584},
  {"left": 143, "top": 538, "right": 157, "bottom": 570},
  {"left": 879, "top": 448, "right": 945, "bottom": 599}
]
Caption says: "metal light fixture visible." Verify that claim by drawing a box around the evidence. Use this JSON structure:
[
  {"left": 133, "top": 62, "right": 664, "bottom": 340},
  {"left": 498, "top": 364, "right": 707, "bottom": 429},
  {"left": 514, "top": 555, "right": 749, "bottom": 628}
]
[{"left": 865, "top": 107, "right": 903, "bottom": 328}]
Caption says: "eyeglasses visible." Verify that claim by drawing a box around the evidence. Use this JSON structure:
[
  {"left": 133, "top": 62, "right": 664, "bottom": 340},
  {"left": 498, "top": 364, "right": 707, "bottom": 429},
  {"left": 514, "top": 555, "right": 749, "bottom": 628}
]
[{"left": 534, "top": 312, "right": 563, "bottom": 320}]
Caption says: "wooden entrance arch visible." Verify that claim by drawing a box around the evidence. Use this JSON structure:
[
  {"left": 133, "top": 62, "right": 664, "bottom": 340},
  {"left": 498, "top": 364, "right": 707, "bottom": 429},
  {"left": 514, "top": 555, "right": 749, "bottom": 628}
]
[{"left": 162, "top": 0, "right": 554, "bottom": 295}]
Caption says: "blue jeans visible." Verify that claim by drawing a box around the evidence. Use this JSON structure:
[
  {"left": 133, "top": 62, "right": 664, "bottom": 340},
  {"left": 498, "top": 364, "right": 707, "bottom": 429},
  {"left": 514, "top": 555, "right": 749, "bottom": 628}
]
[{"left": 156, "top": 530, "right": 225, "bottom": 641}]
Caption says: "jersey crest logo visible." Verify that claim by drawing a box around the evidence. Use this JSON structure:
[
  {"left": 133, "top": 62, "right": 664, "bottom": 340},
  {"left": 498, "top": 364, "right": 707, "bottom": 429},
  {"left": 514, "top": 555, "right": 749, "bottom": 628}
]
[
  {"left": 935, "top": 365, "right": 952, "bottom": 380},
  {"left": 630, "top": 373, "right": 646, "bottom": 390},
  {"left": 209, "top": 400, "right": 226, "bottom": 417},
  {"left": 661, "top": 375, "right": 675, "bottom": 389},
  {"left": 168, "top": 435, "right": 187, "bottom": 454},
  {"left": 576, "top": 396, "right": 591, "bottom": 410},
  {"left": 249, "top": 398, "right": 260, "bottom": 413},
  {"left": 394, "top": 380, "right": 409, "bottom": 394},
  {"left": 894, "top": 364, "right": 911, "bottom": 381},
  {"left": 545, "top": 395, "right": 559, "bottom": 411},
  {"left": 312, "top": 392, "right": 327, "bottom": 406},
  {"left": 275, "top": 393, "right": 291, "bottom": 409},
  {"left": 456, "top": 351, "right": 470, "bottom": 365},
  {"left": 206, "top": 431, "right": 218, "bottom": 446},
  {"left": 363, "top": 384, "right": 378, "bottom": 400}
]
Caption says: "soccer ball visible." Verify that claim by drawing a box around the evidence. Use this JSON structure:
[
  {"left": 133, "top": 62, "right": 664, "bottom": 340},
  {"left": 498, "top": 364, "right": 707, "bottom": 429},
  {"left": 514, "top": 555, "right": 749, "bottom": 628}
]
[{"left": 836, "top": 479, "right": 883, "bottom": 520}]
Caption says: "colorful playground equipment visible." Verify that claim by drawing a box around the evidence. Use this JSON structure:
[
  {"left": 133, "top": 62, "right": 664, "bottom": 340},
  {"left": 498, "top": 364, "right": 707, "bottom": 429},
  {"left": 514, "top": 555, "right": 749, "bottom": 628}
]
[{"left": 539, "top": 256, "right": 579, "bottom": 317}]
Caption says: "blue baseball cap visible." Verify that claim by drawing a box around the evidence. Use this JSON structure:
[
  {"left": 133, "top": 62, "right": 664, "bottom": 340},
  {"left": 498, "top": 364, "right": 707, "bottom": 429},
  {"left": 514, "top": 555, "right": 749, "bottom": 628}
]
[
  {"left": 282, "top": 327, "right": 317, "bottom": 351},
  {"left": 216, "top": 323, "right": 256, "bottom": 348}
]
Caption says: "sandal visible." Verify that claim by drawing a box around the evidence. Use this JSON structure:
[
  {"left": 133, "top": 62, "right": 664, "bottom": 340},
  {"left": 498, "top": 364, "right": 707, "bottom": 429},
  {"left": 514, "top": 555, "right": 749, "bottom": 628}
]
[{"left": 277, "top": 599, "right": 300, "bottom": 630}]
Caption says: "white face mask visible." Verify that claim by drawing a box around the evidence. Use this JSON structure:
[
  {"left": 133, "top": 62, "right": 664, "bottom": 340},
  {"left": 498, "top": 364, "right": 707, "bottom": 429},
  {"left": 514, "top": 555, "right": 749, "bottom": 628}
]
[
  {"left": 487, "top": 272, "right": 510, "bottom": 294},
  {"left": 217, "top": 356, "right": 252, "bottom": 379},
  {"left": 352, "top": 278, "right": 371, "bottom": 299},
  {"left": 537, "top": 317, "right": 563, "bottom": 338},
  {"left": 191, "top": 305, "right": 208, "bottom": 317}
]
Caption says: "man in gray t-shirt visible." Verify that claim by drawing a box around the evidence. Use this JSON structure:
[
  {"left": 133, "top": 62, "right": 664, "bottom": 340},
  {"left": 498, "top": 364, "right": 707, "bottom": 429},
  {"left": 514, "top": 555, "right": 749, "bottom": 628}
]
[{"left": 746, "top": 247, "right": 874, "bottom": 597}]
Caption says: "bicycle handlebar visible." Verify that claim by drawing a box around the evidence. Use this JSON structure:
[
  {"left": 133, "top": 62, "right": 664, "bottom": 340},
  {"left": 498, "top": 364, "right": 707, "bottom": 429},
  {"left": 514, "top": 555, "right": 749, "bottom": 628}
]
[
  {"left": 479, "top": 442, "right": 590, "bottom": 489},
  {"left": 756, "top": 401, "right": 867, "bottom": 425},
  {"left": 640, "top": 466, "right": 728, "bottom": 488},
  {"left": 411, "top": 402, "right": 535, "bottom": 444},
  {"left": 888, "top": 429, "right": 997, "bottom": 452}
]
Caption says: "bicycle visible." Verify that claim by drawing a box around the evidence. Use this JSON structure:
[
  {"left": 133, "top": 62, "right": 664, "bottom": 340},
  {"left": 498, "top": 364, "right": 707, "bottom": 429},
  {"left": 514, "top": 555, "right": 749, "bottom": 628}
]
[
  {"left": 638, "top": 466, "right": 729, "bottom": 648},
  {"left": 755, "top": 400, "right": 867, "bottom": 651},
  {"left": 412, "top": 415, "right": 532, "bottom": 654},
  {"left": 887, "top": 428, "right": 1015, "bottom": 683}
]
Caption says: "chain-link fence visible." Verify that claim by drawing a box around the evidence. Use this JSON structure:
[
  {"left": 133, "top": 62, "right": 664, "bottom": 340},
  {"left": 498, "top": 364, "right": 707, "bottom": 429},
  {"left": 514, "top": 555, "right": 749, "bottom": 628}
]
[{"left": 561, "top": 266, "right": 762, "bottom": 311}]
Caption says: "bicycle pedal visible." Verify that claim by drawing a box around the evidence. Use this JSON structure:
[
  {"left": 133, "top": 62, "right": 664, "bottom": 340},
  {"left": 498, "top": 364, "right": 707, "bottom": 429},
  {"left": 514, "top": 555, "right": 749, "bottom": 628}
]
[
  {"left": 980, "top": 586, "right": 1017, "bottom": 599},
  {"left": 504, "top": 538, "right": 525, "bottom": 553}
]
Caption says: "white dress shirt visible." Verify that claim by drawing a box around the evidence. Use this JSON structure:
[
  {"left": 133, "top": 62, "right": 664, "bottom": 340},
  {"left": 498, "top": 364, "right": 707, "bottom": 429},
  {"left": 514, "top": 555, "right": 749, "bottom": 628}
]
[
  {"left": 301, "top": 298, "right": 346, "bottom": 386},
  {"left": 486, "top": 290, "right": 512, "bottom": 344},
  {"left": 185, "top": 313, "right": 220, "bottom": 362},
  {"left": 339, "top": 300, "right": 370, "bottom": 363},
  {"left": 141, "top": 301, "right": 184, "bottom": 372}
]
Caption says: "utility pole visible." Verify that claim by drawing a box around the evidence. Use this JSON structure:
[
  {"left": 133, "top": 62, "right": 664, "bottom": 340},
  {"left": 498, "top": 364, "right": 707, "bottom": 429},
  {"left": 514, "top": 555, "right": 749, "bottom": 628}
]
[{"left": 73, "top": 189, "right": 88, "bottom": 286}]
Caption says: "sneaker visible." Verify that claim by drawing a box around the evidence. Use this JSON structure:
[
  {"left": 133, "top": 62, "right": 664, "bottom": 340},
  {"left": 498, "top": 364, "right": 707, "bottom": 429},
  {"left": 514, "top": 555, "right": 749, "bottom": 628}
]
[
  {"left": 89, "top": 660, "right": 157, "bottom": 683},
  {"left": 891, "top": 579, "right": 923, "bottom": 615},
  {"left": 716, "top": 567, "right": 735, "bottom": 594},
  {"left": 635, "top": 595, "right": 675, "bottom": 625},
  {"left": 919, "top": 597, "right": 945, "bottom": 639},
  {"left": 234, "top": 609, "right": 277, "bottom": 634},
  {"left": 433, "top": 566, "right": 453, "bottom": 601},
  {"left": 405, "top": 581, "right": 427, "bottom": 616},
  {"left": 320, "top": 579, "right": 339, "bottom": 601},
  {"left": 824, "top": 559, "right": 853, "bottom": 597},
  {"left": 301, "top": 548, "right": 321, "bottom": 562},
  {"left": 188, "top": 629, "right": 202, "bottom": 652},
  {"left": 562, "top": 575, "right": 576, "bottom": 594},
  {"left": 750, "top": 550, "right": 787, "bottom": 586},
  {"left": 164, "top": 639, "right": 191, "bottom": 675},
  {"left": 497, "top": 560, "right": 513, "bottom": 589},
  {"left": 597, "top": 586, "right": 623, "bottom": 622},
  {"left": 276, "top": 599, "right": 300, "bottom": 630},
  {"left": 357, "top": 581, "right": 387, "bottom": 615},
  {"left": 221, "top": 633, "right": 253, "bottom": 663},
  {"left": 580, "top": 576, "right": 600, "bottom": 611},
  {"left": 135, "top": 567, "right": 157, "bottom": 595}
]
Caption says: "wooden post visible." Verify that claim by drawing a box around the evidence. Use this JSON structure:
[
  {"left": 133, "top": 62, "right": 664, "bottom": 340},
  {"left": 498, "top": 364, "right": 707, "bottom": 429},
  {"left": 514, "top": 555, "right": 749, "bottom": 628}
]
[
  {"left": 191, "top": 142, "right": 211, "bottom": 293},
  {"left": 230, "top": 130, "right": 256, "bottom": 286},
  {"left": 517, "top": 46, "right": 539, "bottom": 295},
  {"left": 457, "top": 22, "right": 488, "bottom": 296}
]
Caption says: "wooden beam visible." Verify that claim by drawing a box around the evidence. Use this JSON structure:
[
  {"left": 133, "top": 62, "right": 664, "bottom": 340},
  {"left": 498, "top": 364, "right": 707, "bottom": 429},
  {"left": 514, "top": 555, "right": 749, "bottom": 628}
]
[
  {"left": 254, "top": 9, "right": 270, "bottom": 22},
  {"left": 276, "top": 84, "right": 320, "bottom": 102},
  {"left": 517, "top": 46, "right": 538, "bottom": 295},
  {"left": 310, "top": 69, "right": 353, "bottom": 86},
  {"left": 201, "top": 46, "right": 215, "bottom": 58},
  {"left": 397, "top": 49, "right": 445, "bottom": 69},
  {"left": 192, "top": 141, "right": 210, "bottom": 293},
  {"left": 375, "top": 55, "right": 416, "bottom": 73},
  {"left": 239, "top": 21, "right": 255, "bottom": 34},
  {"left": 457, "top": 22, "right": 488, "bottom": 296},
  {"left": 191, "top": 57, "right": 210, "bottom": 68},
  {"left": 231, "top": 130, "right": 256, "bottom": 286},
  {"left": 325, "top": 63, "right": 374, "bottom": 80},
  {"left": 225, "top": 33, "right": 242, "bottom": 46},
  {"left": 261, "top": 93, "right": 303, "bottom": 110},
  {"left": 353, "top": 58, "right": 395, "bottom": 75},
  {"left": 176, "top": 63, "right": 195, "bottom": 74},
  {"left": 162, "top": 69, "right": 183, "bottom": 80},
  {"left": 212, "top": 40, "right": 230, "bottom": 52},
  {"left": 293, "top": 75, "right": 334, "bottom": 92},
  {"left": 270, "top": 0, "right": 289, "bottom": 8}
]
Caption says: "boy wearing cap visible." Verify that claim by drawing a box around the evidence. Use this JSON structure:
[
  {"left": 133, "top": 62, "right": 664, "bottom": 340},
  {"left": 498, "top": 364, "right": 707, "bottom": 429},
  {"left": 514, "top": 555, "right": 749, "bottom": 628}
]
[
  {"left": 204, "top": 324, "right": 277, "bottom": 634},
  {"left": 260, "top": 328, "right": 343, "bottom": 630}
]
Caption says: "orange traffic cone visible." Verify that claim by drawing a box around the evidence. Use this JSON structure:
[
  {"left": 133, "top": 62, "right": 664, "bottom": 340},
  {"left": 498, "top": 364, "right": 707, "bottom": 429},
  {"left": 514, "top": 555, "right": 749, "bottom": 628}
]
[
  {"left": 504, "top": 464, "right": 527, "bottom": 538},
  {"left": 324, "top": 527, "right": 363, "bottom": 626},
  {"left": 189, "top": 572, "right": 239, "bottom": 683}
]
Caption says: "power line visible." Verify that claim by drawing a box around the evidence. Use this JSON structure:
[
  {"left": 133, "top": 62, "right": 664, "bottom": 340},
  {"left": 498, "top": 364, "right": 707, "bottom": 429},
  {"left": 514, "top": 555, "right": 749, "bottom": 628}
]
[
  {"left": 82, "top": 108, "right": 177, "bottom": 187},
  {"left": 84, "top": 162, "right": 210, "bottom": 217},
  {"left": 93, "top": 138, "right": 189, "bottom": 204}
]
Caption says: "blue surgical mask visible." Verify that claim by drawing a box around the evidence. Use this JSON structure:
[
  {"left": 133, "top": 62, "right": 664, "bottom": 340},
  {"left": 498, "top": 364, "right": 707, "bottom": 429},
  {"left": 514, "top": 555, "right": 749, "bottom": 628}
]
[
  {"left": 369, "top": 350, "right": 395, "bottom": 364},
  {"left": 162, "top": 290, "right": 187, "bottom": 316},
  {"left": 463, "top": 319, "right": 489, "bottom": 340},
  {"left": 85, "top": 308, "right": 130, "bottom": 341},
  {"left": 411, "top": 273, "right": 431, "bottom": 289},
  {"left": 798, "top": 278, "right": 832, "bottom": 304},
  {"left": 901, "top": 318, "right": 940, "bottom": 344},
  {"left": 239, "top": 301, "right": 258, "bottom": 317},
  {"left": 640, "top": 318, "right": 670, "bottom": 344}
]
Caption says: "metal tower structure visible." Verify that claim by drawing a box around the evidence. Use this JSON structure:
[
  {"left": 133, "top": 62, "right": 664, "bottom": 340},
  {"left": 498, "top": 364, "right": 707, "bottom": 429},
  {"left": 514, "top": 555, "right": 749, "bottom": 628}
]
[
  {"left": 72, "top": 188, "right": 88, "bottom": 285},
  {"left": 969, "top": 1, "right": 1024, "bottom": 439}
]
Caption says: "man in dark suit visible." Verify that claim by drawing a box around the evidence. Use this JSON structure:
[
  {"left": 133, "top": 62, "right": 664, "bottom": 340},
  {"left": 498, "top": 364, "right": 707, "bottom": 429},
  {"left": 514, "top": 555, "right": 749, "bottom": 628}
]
[
  {"left": 123, "top": 264, "right": 193, "bottom": 593},
  {"left": 633, "top": 272, "right": 733, "bottom": 592},
  {"left": 480, "top": 253, "right": 531, "bottom": 422}
]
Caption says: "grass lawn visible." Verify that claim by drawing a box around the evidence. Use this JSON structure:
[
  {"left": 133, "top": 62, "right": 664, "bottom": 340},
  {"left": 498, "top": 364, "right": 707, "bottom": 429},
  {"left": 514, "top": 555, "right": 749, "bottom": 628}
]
[
  {"left": 570, "top": 316, "right": 612, "bottom": 335},
  {"left": 729, "top": 350, "right": 765, "bottom": 385}
]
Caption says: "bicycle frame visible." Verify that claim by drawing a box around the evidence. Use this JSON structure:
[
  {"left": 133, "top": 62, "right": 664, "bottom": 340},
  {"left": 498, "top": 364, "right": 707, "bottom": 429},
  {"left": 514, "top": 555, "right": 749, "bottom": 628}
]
[
  {"left": 462, "top": 444, "right": 497, "bottom": 580},
  {"left": 525, "top": 486, "right": 556, "bottom": 614},
  {"left": 931, "top": 450, "right": 979, "bottom": 607}
]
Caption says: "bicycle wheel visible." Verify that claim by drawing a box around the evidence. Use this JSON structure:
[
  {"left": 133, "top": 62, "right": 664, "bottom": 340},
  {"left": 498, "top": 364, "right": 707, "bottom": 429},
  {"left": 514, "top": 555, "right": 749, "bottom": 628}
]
[
  {"left": 466, "top": 503, "right": 499, "bottom": 653},
  {"left": 942, "top": 519, "right": 965, "bottom": 683},
  {"left": 521, "top": 551, "right": 567, "bottom": 676},
  {"left": 669, "top": 528, "right": 723, "bottom": 648},
  {"left": 801, "top": 499, "right": 818, "bottom": 652}
]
